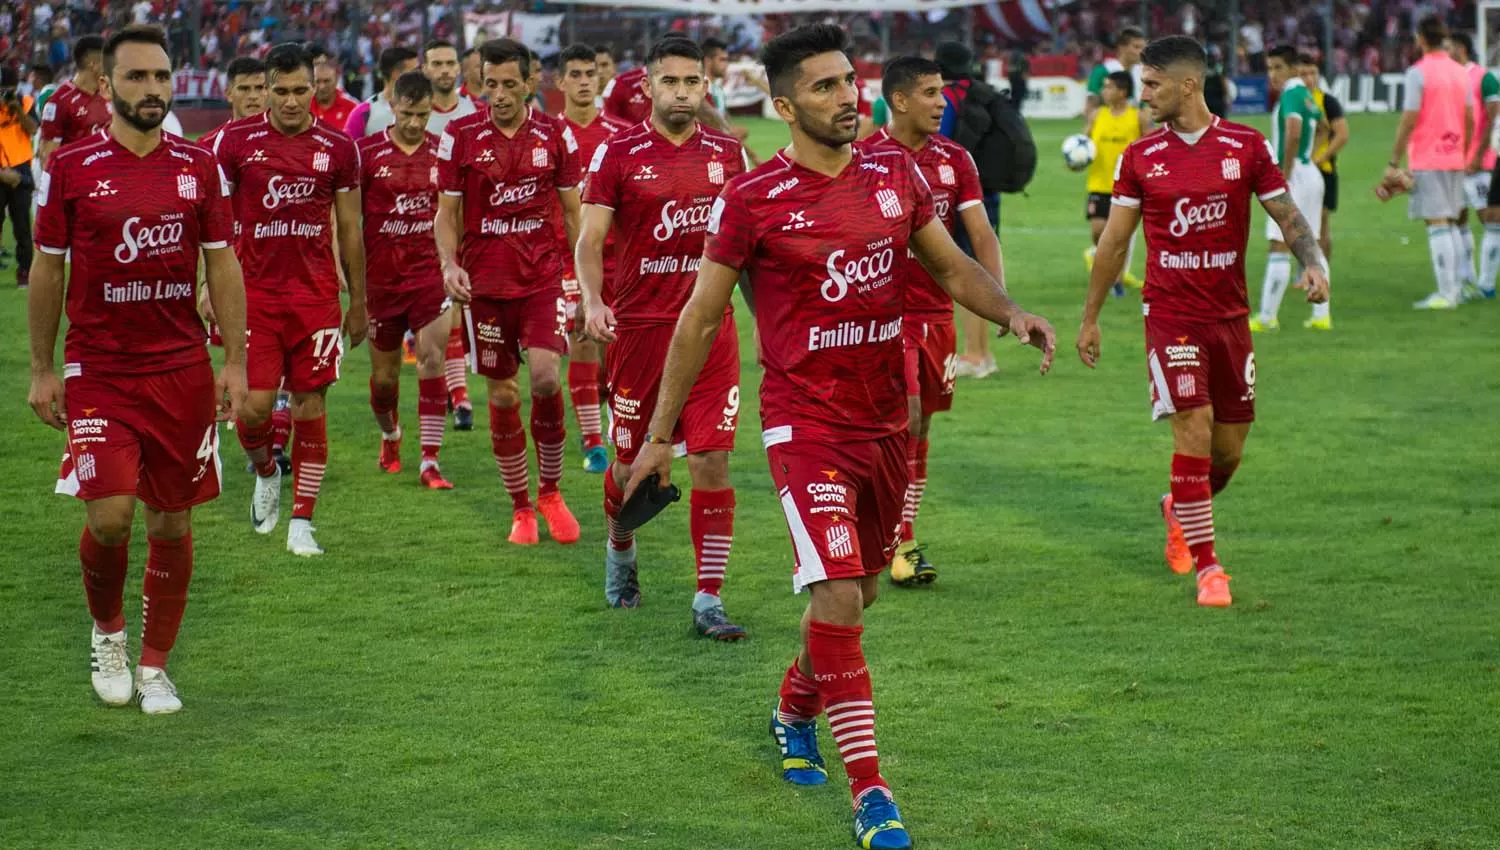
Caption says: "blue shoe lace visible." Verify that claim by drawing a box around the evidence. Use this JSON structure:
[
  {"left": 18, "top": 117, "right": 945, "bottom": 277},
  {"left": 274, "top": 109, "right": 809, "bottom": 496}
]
[
  {"left": 854, "top": 790, "right": 910, "bottom": 849},
  {"left": 769, "top": 712, "right": 827, "bottom": 785}
]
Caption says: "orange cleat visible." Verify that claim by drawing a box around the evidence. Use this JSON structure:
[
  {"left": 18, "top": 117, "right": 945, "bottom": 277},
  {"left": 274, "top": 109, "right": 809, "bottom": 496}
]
[
  {"left": 1196, "top": 566, "right": 1232, "bottom": 607},
  {"left": 379, "top": 436, "right": 402, "bottom": 474},
  {"left": 1160, "top": 494, "right": 1194, "bottom": 575},
  {"left": 402, "top": 335, "right": 418, "bottom": 365},
  {"left": 508, "top": 508, "right": 540, "bottom": 545},
  {"left": 536, "top": 490, "right": 581, "bottom": 544},
  {"left": 419, "top": 464, "right": 454, "bottom": 490}
]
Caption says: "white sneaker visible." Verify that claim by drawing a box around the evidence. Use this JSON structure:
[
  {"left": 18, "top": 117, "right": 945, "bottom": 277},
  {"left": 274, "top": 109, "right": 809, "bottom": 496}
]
[
  {"left": 1413, "top": 293, "right": 1458, "bottom": 310},
  {"left": 134, "top": 665, "right": 182, "bottom": 715},
  {"left": 90, "top": 627, "right": 132, "bottom": 706},
  {"left": 286, "top": 518, "right": 324, "bottom": 556},
  {"left": 252, "top": 466, "right": 282, "bottom": 534},
  {"left": 965, "top": 355, "right": 998, "bottom": 379}
]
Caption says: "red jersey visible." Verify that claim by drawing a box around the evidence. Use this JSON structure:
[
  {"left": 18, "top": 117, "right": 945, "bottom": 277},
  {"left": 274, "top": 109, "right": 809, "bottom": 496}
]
[
  {"left": 602, "top": 68, "right": 651, "bottom": 125},
  {"left": 561, "top": 110, "right": 634, "bottom": 278},
  {"left": 310, "top": 91, "right": 359, "bottom": 133},
  {"left": 585, "top": 122, "right": 744, "bottom": 329},
  {"left": 860, "top": 129, "right": 984, "bottom": 321},
  {"left": 212, "top": 113, "right": 362, "bottom": 305},
  {"left": 436, "top": 109, "right": 582, "bottom": 299},
  {"left": 34, "top": 133, "right": 233, "bottom": 376},
  {"left": 358, "top": 130, "right": 442, "bottom": 298},
  {"left": 704, "top": 147, "right": 936, "bottom": 443},
  {"left": 40, "top": 80, "right": 112, "bottom": 146},
  {"left": 1112, "top": 118, "right": 1287, "bottom": 322}
]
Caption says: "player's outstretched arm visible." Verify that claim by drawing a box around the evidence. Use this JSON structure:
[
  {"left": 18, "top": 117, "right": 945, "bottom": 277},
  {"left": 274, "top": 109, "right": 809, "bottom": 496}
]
[
  {"left": 1261, "top": 193, "right": 1330, "bottom": 303},
  {"left": 334, "top": 189, "right": 368, "bottom": 347},
  {"left": 27, "top": 251, "right": 68, "bottom": 430},
  {"left": 575, "top": 203, "right": 617, "bottom": 342},
  {"left": 624, "top": 259, "right": 741, "bottom": 499},
  {"left": 1077, "top": 202, "right": 1141, "bottom": 368},
  {"left": 911, "top": 218, "right": 1056, "bottom": 374},
  {"left": 203, "top": 246, "right": 249, "bottom": 421}
]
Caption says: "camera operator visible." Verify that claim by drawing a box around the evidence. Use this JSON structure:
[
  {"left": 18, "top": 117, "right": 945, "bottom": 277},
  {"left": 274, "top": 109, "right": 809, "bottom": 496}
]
[{"left": 0, "top": 68, "right": 38, "bottom": 289}]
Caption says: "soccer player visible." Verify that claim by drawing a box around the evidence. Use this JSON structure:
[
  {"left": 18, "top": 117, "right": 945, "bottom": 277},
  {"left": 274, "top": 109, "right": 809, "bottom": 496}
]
[
  {"left": 436, "top": 37, "right": 583, "bottom": 546},
  {"left": 577, "top": 37, "right": 747, "bottom": 633},
  {"left": 1391, "top": 15, "right": 1474, "bottom": 310},
  {"left": 37, "top": 35, "right": 110, "bottom": 169},
  {"left": 556, "top": 43, "right": 631, "bottom": 475},
  {"left": 310, "top": 56, "right": 359, "bottom": 130},
  {"left": 1077, "top": 35, "right": 1329, "bottom": 609},
  {"left": 1447, "top": 32, "right": 1500, "bottom": 299},
  {"left": 214, "top": 43, "right": 367, "bottom": 556},
  {"left": 459, "top": 47, "right": 484, "bottom": 102},
  {"left": 602, "top": 62, "right": 651, "bottom": 124},
  {"left": 29, "top": 24, "right": 248, "bottom": 714},
  {"left": 1305, "top": 58, "right": 1349, "bottom": 265},
  {"left": 344, "top": 47, "right": 420, "bottom": 138},
  {"left": 861, "top": 56, "right": 1000, "bottom": 588},
  {"left": 1252, "top": 47, "right": 1327, "bottom": 332},
  {"left": 1084, "top": 26, "right": 1145, "bottom": 125},
  {"left": 594, "top": 46, "right": 618, "bottom": 92},
  {"left": 1083, "top": 70, "right": 1148, "bottom": 296},
  {"left": 358, "top": 72, "right": 454, "bottom": 489},
  {"left": 626, "top": 24, "right": 1055, "bottom": 849}
]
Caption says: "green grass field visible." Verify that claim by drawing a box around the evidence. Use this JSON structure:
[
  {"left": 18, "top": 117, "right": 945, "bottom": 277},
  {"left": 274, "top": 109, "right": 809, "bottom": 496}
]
[{"left": 2, "top": 111, "right": 1498, "bottom": 849}]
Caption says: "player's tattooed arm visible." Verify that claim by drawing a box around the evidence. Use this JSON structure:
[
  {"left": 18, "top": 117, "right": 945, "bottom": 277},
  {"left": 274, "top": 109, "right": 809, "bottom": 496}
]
[{"left": 1261, "top": 193, "right": 1331, "bottom": 303}]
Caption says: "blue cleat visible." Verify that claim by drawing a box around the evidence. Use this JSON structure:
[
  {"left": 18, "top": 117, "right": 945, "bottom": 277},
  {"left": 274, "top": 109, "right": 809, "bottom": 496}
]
[
  {"left": 769, "top": 711, "right": 828, "bottom": 785},
  {"left": 583, "top": 444, "right": 609, "bottom": 474},
  {"left": 853, "top": 789, "right": 911, "bottom": 849}
]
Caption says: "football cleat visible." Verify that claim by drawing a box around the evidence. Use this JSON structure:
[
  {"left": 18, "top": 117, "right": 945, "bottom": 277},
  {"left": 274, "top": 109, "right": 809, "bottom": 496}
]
[
  {"left": 1248, "top": 317, "right": 1279, "bottom": 333},
  {"left": 853, "top": 789, "right": 912, "bottom": 849},
  {"left": 1196, "top": 565, "right": 1232, "bottom": 607},
  {"left": 889, "top": 541, "right": 935, "bottom": 586},
  {"left": 453, "top": 404, "right": 474, "bottom": 432},
  {"left": 273, "top": 448, "right": 292, "bottom": 475},
  {"left": 90, "top": 627, "right": 132, "bottom": 706},
  {"left": 1161, "top": 495, "right": 1194, "bottom": 575},
  {"left": 419, "top": 464, "right": 454, "bottom": 490},
  {"left": 693, "top": 605, "right": 747, "bottom": 641},
  {"left": 1477, "top": 287, "right": 1497, "bottom": 300},
  {"left": 1121, "top": 270, "right": 1144, "bottom": 289},
  {"left": 135, "top": 665, "right": 182, "bottom": 715},
  {"left": 251, "top": 466, "right": 282, "bottom": 534},
  {"left": 379, "top": 433, "right": 402, "bottom": 474},
  {"left": 1083, "top": 246, "right": 1096, "bottom": 271},
  {"left": 537, "top": 491, "right": 580, "bottom": 544},
  {"left": 954, "top": 354, "right": 997, "bottom": 380},
  {"left": 508, "top": 508, "right": 540, "bottom": 546},
  {"left": 1302, "top": 315, "right": 1333, "bottom": 331},
  {"left": 1111, "top": 282, "right": 1126, "bottom": 298},
  {"left": 1461, "top": 282, "right": 1485, "bottom": 303},
  {"left": 286, "top": 518, "right": 324, "bottom": 557},
  {"left": 402, "top": 334, "right": 418, "bottom": 364},
  {"left": 582, "top": 444, "right": 610, "bottom": 474},
  {"left": 769, "top": 711, "right": 827, "bottom": 785},
  {"left": 604, "top": 544, "right": 640, "bottom": 608},
  {"left": 1413, "top": 293, "right": 1458, "bottom": 310}
]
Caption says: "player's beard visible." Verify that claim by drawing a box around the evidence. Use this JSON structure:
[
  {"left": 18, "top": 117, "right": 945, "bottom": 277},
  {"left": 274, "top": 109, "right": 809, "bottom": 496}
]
[
  {"left": 434, "top": 75, "right": 457, "bottom": 96},
  {"left": 797, "top": 104, "right": 859, "bottom": 149},
  {"left": 655, "top": 102, "right": 696, "bottom": 133},
  {"left": 115, "top": 94, "right": 169, "bottom": 133}
]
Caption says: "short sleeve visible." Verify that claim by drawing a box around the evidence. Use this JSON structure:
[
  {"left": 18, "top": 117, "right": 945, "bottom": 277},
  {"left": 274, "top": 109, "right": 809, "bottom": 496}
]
[
  {"left": 1086, "top": 65, "right": 1107, "bottom": 95},
  {"left": 905, "top": 157, "right": 937, "bottom": 234},
  {"left": 39, "top": 97, "right": 63, "bottom": 142},
  {"left": 1252, "top": 133, "right": 1289, "bottom": 200},
  {"left": 436, "top": 126, "right": 463, "bottom": 195},
  {"left": 335, "top": 139, "right": 361, "bottom": 192},
  {"left": 724, "top": 141, "right": 749, "bottom": 183},
  {"left": 1111, "top": 145, "right": 1142, "bottom": 207},
  {"left": 34, "top": 159, "right": 70, "bottom": 253},
  {"left": 703, "top": 182, "right": 756, "bottom": 270},
  {"left": 343, "top": 102, "right": 369, "bottom": 138},
  {"left": 212, "top": 129, "right": 237, "bottom": 193},
  {"left": 955, "top": 148, "right": 984, "bottom": 210},
  {"left": 1484, "top": 73, "right": 1500, "bottom": 102},
  {"left": 1403, "top": 66, "right": 1424, "bottom": 111},
  {"left": 555, "top": 127, "right": 582, "bottom": 190},
  {"left": 197, "top": 155, "right": 235, "bottom": 249},
  {"left": 581, "top": 141, "right": 621, "bottom": 209},
  {"left": 1323, "top": 94, "right": 1345, "bottom": 121}
]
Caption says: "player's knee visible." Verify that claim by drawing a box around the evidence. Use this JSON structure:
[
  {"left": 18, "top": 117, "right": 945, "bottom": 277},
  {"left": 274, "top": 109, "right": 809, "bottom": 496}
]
[
  {"left": 531, "top": 373, "right": 562, "bottom": 398},
  {"left": 861, "top": 577, "right": 881, "bottom": 609},
  {"left": 808, "top": 578, "right": 865, "bottom": 625},
  {"left": 1212, "top": 444, "right": 1243, "bottom": 470},
  {"left": 488, "top": 379, "right": 521, "bottom": 409},
  {"left": 289, "top": 392, "right": 326, "bottom": 420},
  {"left": 143, "top": 507, "right": 192, "bottom": 540},
  {"left": 687, "top": 451, "right": 730, "bottom": 490},
  {"left": 370, "top": 369, "right": 400, "bottom": 391},
  {"left": 1170, "top": 408, "right": 1214, "bottom": 454},
  {"left": 86, "top": 510, "right": 134, "bottom": 544}
]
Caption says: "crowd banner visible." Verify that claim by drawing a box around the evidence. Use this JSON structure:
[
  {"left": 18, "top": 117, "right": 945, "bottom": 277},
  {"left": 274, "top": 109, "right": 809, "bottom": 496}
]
[
  {"left": 173, "top": 69, "right": 226, "bottom": 100},
  {"left": 1231, "top": 75, "right": 1268, "bottom": 114},
  {"left": 465, "top": 11, "right": 565, "bottom": 54},
  {"left": 1015, "top": 76, "right": 1086, "bottom": 120},
  {"left": 553, "top": 0, "right": 992, "bottom": 12}
]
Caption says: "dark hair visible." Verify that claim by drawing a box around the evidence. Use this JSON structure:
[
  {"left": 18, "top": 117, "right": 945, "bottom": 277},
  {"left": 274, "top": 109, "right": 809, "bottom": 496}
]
[
  {"left": 304, "top": 43, "right": 330, "bottom": 63},
  {"left": 881, "top": 56, "right": 942, "bottom": 100},
  {"left": 461, "top": 47, "right": 477, "bottom": 60},
  {"left": 1417, "top": 14, "right": 1448, "bottom": 49},
  {"left": 559, "top": 44, "right": 596, "bottom": 68},
  {"left": 760, "top": 23, "right": 848, "bottom": 98},
  {"left": 1450, "top": 30, "right": 1475, "bottom": 59},
  {"left": 424, "top": 39, "right": 456, "bottom": 60},
  {"left": 102, "top": 25, "right": 168, "bottom": 76},
  {"left": 392, "top": 70, "right": 433, "bottom": 105},
  {"left": 379, "top": 46, "right": 419, "bottom": 80},
  {"left": 701, "top": 37, "right": 729, "bottom": 55},
  {"left": 1117, "top": 26, "right": 1146, "bottom": 46},
  {"left": 73, "top": 34, "right": 105, "bottom": 65},
  {"left": 226, "top": 56, "right": 267, "bottom": 82},
  {"left": 594, "top": 45, "right": 614, "bottom": 59},
  {"left": 1141, "top": 36, "right": 1207, "bottom": 76},
  {"left": 1105, "top": 69, "right": 1134, "bottom": 96},
  {"left": 30, "top": 63, "right": 56, "bottom": 85},
  {"left": 1296, "top": 52, "right": 1319, "bottom": 67},
  {"left": 265, "top": 43, "right": 314, "bottom": 82},
  {"left": 646, "top": 37, "right": 704, "bottom": 69},
  {"left": 1267, "top": 45, "right": 1300, "bottom": 65},
  {"left": 479, "top": 38, "right": 530, "bottom": 79}
]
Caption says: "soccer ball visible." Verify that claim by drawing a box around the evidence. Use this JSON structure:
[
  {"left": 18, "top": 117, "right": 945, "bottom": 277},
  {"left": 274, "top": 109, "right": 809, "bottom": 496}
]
[{"left": 1061, "top": 134, "right": 1096, "bottom": 172}]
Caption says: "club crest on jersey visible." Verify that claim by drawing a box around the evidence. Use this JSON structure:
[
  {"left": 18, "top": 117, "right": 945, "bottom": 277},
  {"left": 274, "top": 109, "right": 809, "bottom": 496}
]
[
  {"left": 1222, "top": 158, "right": 1242, "bottom": 181},
  {"left": 938, "top": 164, "right": 956, "bottom": 186},
  {"left": 875, "top": 188, "right": 903, "bottom": 220},
  {"left": 825, "top": 523, "right": 854, "bottom": 559},
  {"left": 1177, "top": 373, "right": 1197, "bottom": 398},
  {"left": 313, "top": 152, "right": 330, "bottom": 173},
  {"left": 76, "top": 453, "right": 97, "bottom": 482},
  {"left": 707, "top": 160, "right": 725, "bottom": 185},
  {"left": 177, "top": 174, "right": 199, "bottom": 200},
  {"left": 1147, "top": 162, "right": 1170, "bottom": 179},
  {"left": 533, "top": 146, "right": 549, "bottom": 168}
]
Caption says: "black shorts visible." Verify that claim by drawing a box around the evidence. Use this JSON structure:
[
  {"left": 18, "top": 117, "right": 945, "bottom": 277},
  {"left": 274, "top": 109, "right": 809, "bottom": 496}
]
[
  {"left": 1322, "top": 170, "right": 1338, "bottom": 212},
  {"left": 1086, "top": 192, "right": 1112, "bottom": 220},
  {"left": 1487, "top": 157, "right": 1500, "bottom": 208}
]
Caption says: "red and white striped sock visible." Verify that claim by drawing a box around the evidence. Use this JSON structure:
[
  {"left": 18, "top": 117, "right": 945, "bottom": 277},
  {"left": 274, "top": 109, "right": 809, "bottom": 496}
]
[
  {"left": 604, "top": 473, "right": 634, "bottom": 551},
  {"left": 490, "top": 402, "right": 531, "bottom": 510},
  {"left": 567, "top": 360, "right": 604, "bottom": 451},
  {"left": 369, "top": 377, "right": 400, "bottom": 438},
  {"left": 899, "top": 437, "right": 929, "bottom": 542},
  {"left": 140, "top": 533, "right": 193, "bottom": 669},
  {"left": 444, "top": 327, "right": 471, "bottom": 410},
  {"left": 690, "top": 488, "right": 734, "bottom": 597},
  {"left": 531, "top": 392, "right": 566, "bottom": 496},
  {"left": 291, "top": 415, "right": 328, "bottom": 520},
  {"left": 1171, "top": 453, "right": 1219, "bottom": 572},
  {"left": 776, "top": 659, "right": 823, "bottom": 724},
  {"left": 809, "top": 619, "right": 890, "bottom": 805},
  {"left": 417, "top": 376, "right": 446, "bottom": 465}
]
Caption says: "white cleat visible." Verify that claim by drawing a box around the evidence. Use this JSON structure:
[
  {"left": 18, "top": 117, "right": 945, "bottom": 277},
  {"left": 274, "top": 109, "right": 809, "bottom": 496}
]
[
  {"left": 1412, "top": 292, "right": 1458, "bottom": 311},
  {"left": 134, "top": 665, "right": 182, "bottom": 715},
  {"left": 90, "top": 627, "right": 132, "bottom": 706},
  {"left": 286, "top": 518, "right": 324, "bottom": 557},
  {"left": 252, "top": 466, "right": 282, "bottom": 534}
]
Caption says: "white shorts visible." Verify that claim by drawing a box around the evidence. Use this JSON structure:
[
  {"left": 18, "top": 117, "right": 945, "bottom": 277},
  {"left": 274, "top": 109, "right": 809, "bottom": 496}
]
[
  {"left": 1265, "top": 161, "right": 1325, "bottom": 242},
  {"left": 1408, "top": 170, "right": 1465, "bottom": 220},
  {"left": 1465, "top": 171, "right": 1492, "bottom": 210}
]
